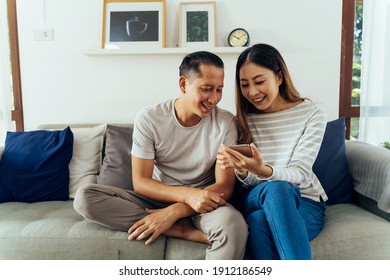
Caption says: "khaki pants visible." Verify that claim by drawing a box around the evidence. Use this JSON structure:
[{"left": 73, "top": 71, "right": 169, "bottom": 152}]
[{"left": 73, "top": 184, "right": 248, "bottom": 260}]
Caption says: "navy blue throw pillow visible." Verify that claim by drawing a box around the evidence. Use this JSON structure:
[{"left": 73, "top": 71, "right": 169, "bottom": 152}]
[
  {"left": 313, "top": 118, "right": 357, "bottom": 205},
  {"left": 0, "top": 127, "right": 73, "bottom": 203}
]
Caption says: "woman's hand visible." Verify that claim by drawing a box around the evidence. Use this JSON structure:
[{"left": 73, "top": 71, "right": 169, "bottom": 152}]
[{"left": 219, "top": 143, "right": 271, "bottom": 178}]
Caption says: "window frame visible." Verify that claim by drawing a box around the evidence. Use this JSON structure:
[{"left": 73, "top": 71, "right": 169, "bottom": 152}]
[
  {"left": 7, "top": 0, "right": 24, "bottom": 132},
  {"left": 339, "top": 0, "right": 362, "bottom": 139}
]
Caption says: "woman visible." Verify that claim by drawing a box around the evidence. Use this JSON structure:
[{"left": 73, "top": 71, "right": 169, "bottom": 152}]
[{"left": 218, "top": 43, "right": 328, "bottom": 260}]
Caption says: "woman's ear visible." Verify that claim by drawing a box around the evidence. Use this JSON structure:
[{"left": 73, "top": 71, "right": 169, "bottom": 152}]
[
  {"left": 277, "top": 71, "right": 283, "bottom": 86},
  {"left": 179, "top": 76, "right": 186, "bottom": 93}
]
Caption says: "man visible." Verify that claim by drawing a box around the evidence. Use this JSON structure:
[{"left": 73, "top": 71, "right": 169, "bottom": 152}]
[{"left": 74, "top": 51, "right": 247, "bottom": 260}]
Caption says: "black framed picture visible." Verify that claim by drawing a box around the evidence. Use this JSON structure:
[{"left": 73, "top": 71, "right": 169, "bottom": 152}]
[{"left": 102, "top": 0, "right": 166, "bottom": 49}]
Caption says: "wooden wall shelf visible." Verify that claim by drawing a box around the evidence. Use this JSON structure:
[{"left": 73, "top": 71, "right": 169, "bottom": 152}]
[{"left": 82, "top": 47, "right": 246, "bottom": 56}]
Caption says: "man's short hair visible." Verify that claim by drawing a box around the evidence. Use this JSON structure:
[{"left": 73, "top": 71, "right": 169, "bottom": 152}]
[{"left": 179, "top": 51, "right": 224, "bottom": 80}]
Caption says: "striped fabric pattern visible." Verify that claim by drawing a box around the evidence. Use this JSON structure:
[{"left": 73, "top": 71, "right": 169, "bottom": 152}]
[
  {"left": 345, "top": 140, "right": 390, "bottom": 213},
  {"left": 238, "top": 100, "right": 328, "bottom": 202}
]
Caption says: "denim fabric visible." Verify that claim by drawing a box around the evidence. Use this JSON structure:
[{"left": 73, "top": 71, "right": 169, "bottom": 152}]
[{"left": 240, "top": 181, "right": 326, "bottom": 260}]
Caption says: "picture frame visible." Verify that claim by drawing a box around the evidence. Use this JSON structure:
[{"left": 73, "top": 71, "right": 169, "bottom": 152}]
[
  {"left": 102, "top": 0, "right": 166, "bottom": 49},
  {"left": 179, "top": 1, "right": 216, "bottom": 48}
]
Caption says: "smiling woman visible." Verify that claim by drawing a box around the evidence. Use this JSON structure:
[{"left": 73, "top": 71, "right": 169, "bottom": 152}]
[{"left": 217, "top": 43, "right": 328, "bottom": 260}]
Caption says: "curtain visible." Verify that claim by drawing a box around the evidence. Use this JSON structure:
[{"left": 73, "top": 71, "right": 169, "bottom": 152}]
[
  {"left": 0, "top": 0, "right": 14, "bottom": 145},
  {"left": 359, "top": 0, "right": 390, "bottom": 147}
]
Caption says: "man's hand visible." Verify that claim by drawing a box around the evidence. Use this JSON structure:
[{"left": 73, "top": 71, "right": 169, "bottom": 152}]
[
  {"left": 132, "top": 156, "right": 233, "bottom": 213},
  {"left": 184, "top": 188, "right": 226, "bottom": 213},
  {"left": 128, "top": 206, "right": 178, "bottom": 246}
]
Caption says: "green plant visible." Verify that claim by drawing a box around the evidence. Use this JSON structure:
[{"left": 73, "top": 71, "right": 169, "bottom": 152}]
[{"left": 381, "top": 141, "right": 390, "bottom": 150}]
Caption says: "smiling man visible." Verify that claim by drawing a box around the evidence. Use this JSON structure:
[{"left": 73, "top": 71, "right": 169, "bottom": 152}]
[{"left": 73, "top": 51, "right": 247, "bottom": 260}]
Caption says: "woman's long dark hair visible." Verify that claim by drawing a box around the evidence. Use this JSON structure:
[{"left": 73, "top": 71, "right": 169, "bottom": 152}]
[{"left": 235, "top": 43, "right": 304, "bottom": 143}]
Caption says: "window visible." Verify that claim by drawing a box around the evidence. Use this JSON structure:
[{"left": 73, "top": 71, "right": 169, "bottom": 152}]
[{"left": 339, "top": 0, "right": 363, "bottom": 139}]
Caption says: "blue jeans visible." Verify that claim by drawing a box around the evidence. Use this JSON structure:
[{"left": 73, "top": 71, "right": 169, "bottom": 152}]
[{"left": 240, "top": 181, "right": 326, "bottom": 260}]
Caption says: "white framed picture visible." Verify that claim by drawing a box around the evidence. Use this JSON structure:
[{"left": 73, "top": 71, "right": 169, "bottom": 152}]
[{"left": 179, "top": 1, "right": 216, "bottom": 48}]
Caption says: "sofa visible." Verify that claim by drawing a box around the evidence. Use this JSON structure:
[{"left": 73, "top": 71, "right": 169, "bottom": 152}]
[{"left": 0, "top": 120, "right": 390, "bottom": 260}]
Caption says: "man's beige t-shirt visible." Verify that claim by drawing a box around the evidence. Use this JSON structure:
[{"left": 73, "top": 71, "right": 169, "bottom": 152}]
[{"left": 131, "top": 99, "right": 237, "bottom": 188}]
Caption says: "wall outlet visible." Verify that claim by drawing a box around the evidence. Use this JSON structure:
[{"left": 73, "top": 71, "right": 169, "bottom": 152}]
[{"left": 33, "top": 29, "right": 54, "bottom": 41}]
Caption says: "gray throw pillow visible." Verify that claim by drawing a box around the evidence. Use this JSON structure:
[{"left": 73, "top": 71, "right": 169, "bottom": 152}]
[{"left": 97, "top": 125, "right": 133, "bottom": 190}]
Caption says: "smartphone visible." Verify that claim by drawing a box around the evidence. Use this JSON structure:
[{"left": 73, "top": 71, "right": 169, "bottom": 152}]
[{"left": 229, "top": 144, "right": 253, "bottom": 157}]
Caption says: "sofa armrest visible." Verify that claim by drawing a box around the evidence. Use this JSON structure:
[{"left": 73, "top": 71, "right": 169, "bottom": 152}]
[{"left": 345, "top": 140, "right": 390, "bottom": 215}]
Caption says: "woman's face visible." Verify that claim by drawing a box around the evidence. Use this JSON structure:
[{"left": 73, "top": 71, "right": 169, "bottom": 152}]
[{"left": 239, "top": 62, "right": 283, "bottom": 113}]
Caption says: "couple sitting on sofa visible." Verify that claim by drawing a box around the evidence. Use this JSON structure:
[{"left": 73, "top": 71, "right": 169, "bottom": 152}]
[{"left": 74, "top": 44, "right": 328, "bottom": 260}]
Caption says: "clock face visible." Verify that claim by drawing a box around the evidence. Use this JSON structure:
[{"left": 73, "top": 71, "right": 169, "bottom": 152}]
[{"left": 228, "top": 28, "right": 249, "bottom": 47}]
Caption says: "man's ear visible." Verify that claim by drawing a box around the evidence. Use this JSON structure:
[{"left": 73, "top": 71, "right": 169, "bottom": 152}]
[{"left": 179, "top": 76, "right": 187, "bottom": 93}]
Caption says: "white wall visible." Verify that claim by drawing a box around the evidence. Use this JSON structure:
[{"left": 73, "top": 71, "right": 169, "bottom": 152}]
[{"left": 16, "top": 0, "right": 343, "bottom": 130}]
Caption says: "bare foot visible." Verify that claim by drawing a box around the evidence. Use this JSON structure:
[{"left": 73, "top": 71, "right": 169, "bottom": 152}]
[{"left": 163, "top": 218, "right": 210, "bottom": 245}]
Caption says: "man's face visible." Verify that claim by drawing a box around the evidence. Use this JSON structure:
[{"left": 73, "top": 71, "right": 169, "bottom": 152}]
[{"left": 183, "top": 64, "right": 224, "bottom": 119}]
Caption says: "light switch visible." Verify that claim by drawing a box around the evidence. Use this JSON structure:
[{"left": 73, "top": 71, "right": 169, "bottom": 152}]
[{"left": 33, "top": 29, "right": 54, "bottom": 41}]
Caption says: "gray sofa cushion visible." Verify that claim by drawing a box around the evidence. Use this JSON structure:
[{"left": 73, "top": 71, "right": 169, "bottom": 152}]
[
  {"left": 97, "top": 125, "right": 134, "bottom": 190},
  {"left": 36, "top": 124, "right": 107, "bottom": 198},
  {"left": 310, "top": 204, "right": 390, "bottom": 259},
  {"left": 165, "top": 238, "right": 208, "bottom": 260},
  {"left": 346, "top": 140, "right": 390, "bottom": 213},
  {"left": 0, "top": 201, "right": 165, "bottom": 259},
  {"left": 68, "top": 125, "right": 106, "bottom": 198}
]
